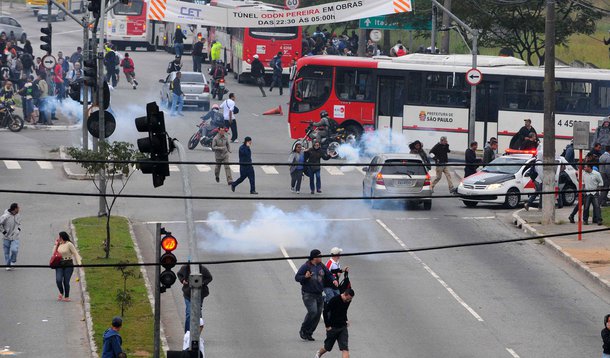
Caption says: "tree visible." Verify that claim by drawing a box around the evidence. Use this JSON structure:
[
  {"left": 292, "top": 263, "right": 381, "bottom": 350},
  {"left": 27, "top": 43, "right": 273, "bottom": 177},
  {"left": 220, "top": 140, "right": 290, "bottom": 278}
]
[
  {"left": 67, "top": 142, "right": 142, "bottom": 258},
  {"left": 451, "top": 0, "right": 602, "bottom": 65}
]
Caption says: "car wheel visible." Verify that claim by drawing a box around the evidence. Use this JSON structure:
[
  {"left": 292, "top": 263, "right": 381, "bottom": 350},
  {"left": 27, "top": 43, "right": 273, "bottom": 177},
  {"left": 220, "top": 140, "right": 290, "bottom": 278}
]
[
  {"left": 504, "top": 188, "right": 520, "bottom": 209},
  {"left": 423, "top": 200, "right": 432, "bottom": 210},
  {"left": 562, "top": 184, "right": 576, "bottom": 206},
  {"left": 463, "top": 200, "right": 478, "bottom": 208}
]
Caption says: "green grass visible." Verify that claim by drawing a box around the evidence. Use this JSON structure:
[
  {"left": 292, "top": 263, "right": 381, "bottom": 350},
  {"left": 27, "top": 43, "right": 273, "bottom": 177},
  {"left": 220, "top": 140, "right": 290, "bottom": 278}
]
[
  {"left": 73, "top": 216, "right": 155, "bottom": 358},
  {"left": 602, "top": 207, "right": 610, "bottom": 224}
]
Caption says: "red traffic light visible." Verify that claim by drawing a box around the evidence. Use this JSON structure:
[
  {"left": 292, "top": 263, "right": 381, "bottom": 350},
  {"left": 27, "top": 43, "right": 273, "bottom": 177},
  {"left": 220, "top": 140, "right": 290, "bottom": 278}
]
[{"left": 161, "top": 235, "right": 177, "bottom": 251}]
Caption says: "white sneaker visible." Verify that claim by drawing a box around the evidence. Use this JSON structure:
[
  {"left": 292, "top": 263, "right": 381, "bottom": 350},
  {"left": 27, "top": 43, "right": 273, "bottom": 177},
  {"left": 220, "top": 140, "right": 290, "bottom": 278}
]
[
  {"left": 313, "top": 351, "right": 321, "bottom": 358},
  {"left": 5, "top": 267, "right": 10, "bottom": 271}
]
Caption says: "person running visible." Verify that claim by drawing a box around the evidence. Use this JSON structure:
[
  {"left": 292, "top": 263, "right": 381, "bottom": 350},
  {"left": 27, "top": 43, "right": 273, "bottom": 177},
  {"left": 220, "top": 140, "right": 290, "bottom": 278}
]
[
  {"left": 231, "top": 137, "right": 257, "bottom": 194},
  {"left": 289, "top": 143, "right": 305, "bottom": 193},
  {"left": 1, "top": 203, "right": 21, "bottom": 271},
  {"left": 268, "top": 51, "right": 283, "bottom": 95},
  {"left": 429, "top": 136, "right": 455, "bottom": 193},
  {"left": 305, "top": 141, "right": 330, "bottom": 194},
  {"left": 324, "top": 247, "right": 348, "bottom": 304},
  {"left": 52, "top": 231, "right": 82, "bottom": 302},
  {"left": 120, "top": 53, "right": 138, "bottom": 90},
  {"left": 251, "top": 54, "right": 266, "bottom": 97},
  {"left": 212, "top": 127, "right": 233, "bottom": 185},
  {"left": 314, "top": 288, "right": 355, "bottom": 358}
]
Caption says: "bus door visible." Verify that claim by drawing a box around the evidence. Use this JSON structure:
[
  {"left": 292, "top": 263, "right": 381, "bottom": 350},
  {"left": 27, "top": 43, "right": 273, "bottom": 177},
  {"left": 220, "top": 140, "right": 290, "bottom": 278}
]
[
  {"left": 376, "top": 76, "right": 405, "bottom": 136},
  {"left": 475, "top": 80, "right": 500, "bottom": 144}
]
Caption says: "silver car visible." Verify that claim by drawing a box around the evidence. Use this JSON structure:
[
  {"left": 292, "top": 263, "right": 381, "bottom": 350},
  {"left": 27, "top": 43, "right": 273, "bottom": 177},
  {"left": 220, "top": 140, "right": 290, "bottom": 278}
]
[
  {"left": 362, "top": 153, "right": 432, "bottom": 210},
  {"left": 159, "top": 71, "right": 210, "bottom": 111},
  {"left": 0, "top": 16, "right": 27, "bottom": 44}
]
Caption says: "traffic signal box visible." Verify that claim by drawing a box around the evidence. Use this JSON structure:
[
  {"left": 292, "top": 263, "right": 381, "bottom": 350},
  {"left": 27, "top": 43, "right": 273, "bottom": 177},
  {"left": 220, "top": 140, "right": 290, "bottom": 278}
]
[
  {"left": 159, "top": 233, "right": 178, "bottom": 293},
  {"left": 40, "top": 25, "right": 52, "bottom": 54},
  {"left": 136, "top": 102, "right": 170, "bottom": 188}
]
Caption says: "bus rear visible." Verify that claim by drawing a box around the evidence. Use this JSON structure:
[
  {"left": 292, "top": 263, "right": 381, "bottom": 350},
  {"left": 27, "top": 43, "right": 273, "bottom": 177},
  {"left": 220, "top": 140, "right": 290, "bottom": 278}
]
[
  {"left": 106, "top": 0, "right": 149, "bottom": 50},
  {"left": 238, "top": 26, "right": 301, "bottom": 78}
]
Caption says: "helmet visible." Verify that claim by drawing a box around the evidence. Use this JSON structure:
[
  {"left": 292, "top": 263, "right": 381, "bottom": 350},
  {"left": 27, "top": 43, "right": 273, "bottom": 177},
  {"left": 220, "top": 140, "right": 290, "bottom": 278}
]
[
  {"left": 320, "top": 110, "right": 328, "bottom": 118},
  {"left": 212, "top": 104, "right": 220, "bottom": 110}
]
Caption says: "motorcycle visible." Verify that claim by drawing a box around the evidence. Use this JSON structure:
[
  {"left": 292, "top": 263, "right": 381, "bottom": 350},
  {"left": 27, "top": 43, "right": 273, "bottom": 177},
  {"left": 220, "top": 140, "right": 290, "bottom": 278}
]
[
  {"left": 211, "top": 78, "right": 228, "bottom": 100},
  {"left": 0, "top": 99, "right": 24, "bottom": 132},
  {"left": 292, "top": 121, "right": 355, "bottom": 157},
  {"left": 187, "top": 116, "right": 222, "bottom": 150}
]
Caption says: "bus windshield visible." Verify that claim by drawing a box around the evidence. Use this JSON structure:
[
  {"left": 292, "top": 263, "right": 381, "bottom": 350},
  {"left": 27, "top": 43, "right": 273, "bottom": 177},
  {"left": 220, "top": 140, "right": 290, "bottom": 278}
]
[
  {"left": 249, "top": 27, "right": 298, "bottom": 40},
  {"left": 114, "top": 0, "right": 143, "bottom": 15},
  {"left": 291, "top": 66, "right": 332, "bottom": 113}
]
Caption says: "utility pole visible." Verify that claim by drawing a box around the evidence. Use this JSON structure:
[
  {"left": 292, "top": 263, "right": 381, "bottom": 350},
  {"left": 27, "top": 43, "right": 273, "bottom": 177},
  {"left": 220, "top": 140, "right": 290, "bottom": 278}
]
[
  {"left": 82, "top": 16, "right": 90, "bottom": 150},
  {"left": 430, "top": 5, "right": 437, "bottom": 53},
  {"left": 542, "top": 0, "right": 556, "bottom": 224},
  {"left": 97, "top": 0, "right": 107, "bottom": 217},
  {"left": 440, "top": 0, "right": 451, "bottom": 54}
]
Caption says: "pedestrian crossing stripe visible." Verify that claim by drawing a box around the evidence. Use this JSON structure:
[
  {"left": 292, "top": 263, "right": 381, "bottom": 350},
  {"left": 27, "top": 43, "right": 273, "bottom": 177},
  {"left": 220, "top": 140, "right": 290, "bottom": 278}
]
[
  {"left": 229, "top": 165, "right": 240, "bottom": 173},
  {"left": 323, "top": 166, "right": 344, "bottom": 176},
  {"left": 169, "top": 165, "right": 180, "bottom": 172},
  {"left": 37, "top": 161, "right": 53, "bottom": 169},
  {"left": 261, "top": 165, "right": 279, "bottom": 175},
  {"left": 3, "top": 160, "right": 20, "bottom": 169},
  {"left": 196, "top": 165, "right": 211, "bottom": 172}
]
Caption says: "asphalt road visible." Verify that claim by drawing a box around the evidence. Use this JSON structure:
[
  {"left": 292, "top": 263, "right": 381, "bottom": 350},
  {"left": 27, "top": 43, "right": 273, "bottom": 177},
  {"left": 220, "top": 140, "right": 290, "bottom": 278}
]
[{"left": 2, "top": 6, "right": 610, "bottom": 357}]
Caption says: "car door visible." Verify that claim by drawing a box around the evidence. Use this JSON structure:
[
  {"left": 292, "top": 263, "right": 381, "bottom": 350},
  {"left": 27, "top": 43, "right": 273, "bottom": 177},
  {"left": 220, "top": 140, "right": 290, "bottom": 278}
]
[
  {"left": 7, "top": 18, "right": 21, "bottom": 37},
  {"left": 521, "top": 158, "right": 537, "bottom": 194}
]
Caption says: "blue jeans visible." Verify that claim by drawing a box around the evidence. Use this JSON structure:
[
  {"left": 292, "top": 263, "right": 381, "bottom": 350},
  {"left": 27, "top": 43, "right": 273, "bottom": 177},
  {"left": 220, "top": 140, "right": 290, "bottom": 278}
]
[
  {"left": 55, "top": 265, "right": 74, "bottom": 297},
  {"left": 309, "top": 169, "right": 321, "bottom": 192},
  {"left": 3, "top": 239, "right": 18, "bottom": 266},
  {"left": 323, "top": 287, "right": 339, "bottom": 304},
  {"left": 171, "top": 93, "right": 184, "bottom": 115},
  {"left": 603, "top": 354, "right": 610, "bottom": 358},
  {"left": 527, "top": 181, "right": 542, "bottom": 207},
  {"left": 300, "top": 292, "right": 323, "bottom": 336},
  {"left": 193, "top": 55, "right": 202, "bottom": 72},
  {"left": 175, "top": 43, "right": 184, "bottom": 57},
  {"left": 184, "top": 296, "right": 204, "bottom": 333}
]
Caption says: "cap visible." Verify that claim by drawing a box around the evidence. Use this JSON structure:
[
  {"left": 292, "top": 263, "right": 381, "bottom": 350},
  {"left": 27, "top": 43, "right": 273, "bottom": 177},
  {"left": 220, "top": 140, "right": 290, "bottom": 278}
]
[
  {"left": 330, "top": 247, "right": 343, "bottom": 255},
  {"left": 112, "top": 316, "right": 123, "bottom": 328},
  {"left": 308, "top": 249, "right": 322, "bottom": 260},
  {"left": 253, "top": 54, "right": 259, "bottom": 59}
]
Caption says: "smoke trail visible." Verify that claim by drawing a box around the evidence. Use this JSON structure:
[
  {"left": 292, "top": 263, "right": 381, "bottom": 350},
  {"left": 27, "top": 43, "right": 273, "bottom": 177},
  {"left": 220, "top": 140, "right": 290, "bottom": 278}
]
[{"left": 336, "top": 129, "right": 411, "bottom": 170}]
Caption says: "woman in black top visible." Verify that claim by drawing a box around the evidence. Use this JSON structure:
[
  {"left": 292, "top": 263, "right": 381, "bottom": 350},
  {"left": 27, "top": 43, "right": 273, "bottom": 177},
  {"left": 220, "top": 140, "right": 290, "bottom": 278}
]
[{"left": 602, "top": 314, "right": 610, "bottom": 358}]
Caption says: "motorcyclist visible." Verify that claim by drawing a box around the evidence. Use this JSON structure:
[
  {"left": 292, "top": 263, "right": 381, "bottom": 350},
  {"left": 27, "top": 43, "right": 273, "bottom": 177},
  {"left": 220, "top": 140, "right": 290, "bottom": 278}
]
[
  {"left": 199, "top": 104, "right": 224, "bottom": 139},
  {"left": 208, "top": 60, "right": 226, "bottom": 94},
  {"left": 312, "top": 110, "right": 331, "bottom": 144}
]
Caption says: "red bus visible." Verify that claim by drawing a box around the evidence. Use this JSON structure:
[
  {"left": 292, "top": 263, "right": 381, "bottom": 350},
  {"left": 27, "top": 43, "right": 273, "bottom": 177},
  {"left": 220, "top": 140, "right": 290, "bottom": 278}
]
[
  {"left": 213, "top": 26, "right": 302, "bottom": 82},
  {"left": 288, "top": 54, "right": 610, "bottom": 152}
]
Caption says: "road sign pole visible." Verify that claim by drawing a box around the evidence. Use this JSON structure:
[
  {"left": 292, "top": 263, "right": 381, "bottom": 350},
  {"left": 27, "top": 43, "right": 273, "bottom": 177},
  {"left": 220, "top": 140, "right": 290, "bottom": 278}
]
[
  {"left": 578, "top": 149, "right": 583, "bottom": 241},
  {"left": 97, "top": 0, "right": 107, "bottom": 217},
  {"left": 154, "top": 223, "right": 161, "bottom": 358},
  {"left": 82, "top": 15, "right": 89, "bottom": 150},
  {"left": 469, "top": 32, "right": 478, "bottom": 146}
]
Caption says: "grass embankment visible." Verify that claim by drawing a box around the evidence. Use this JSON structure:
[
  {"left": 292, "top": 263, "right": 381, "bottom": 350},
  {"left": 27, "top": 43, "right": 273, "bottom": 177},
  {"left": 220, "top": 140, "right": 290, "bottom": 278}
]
[
  {"left": 602, "top": 207, "right": 610, "bottom": 224},
  {"left": 73, "top": 216, "right": 154, "bottom": 357}
]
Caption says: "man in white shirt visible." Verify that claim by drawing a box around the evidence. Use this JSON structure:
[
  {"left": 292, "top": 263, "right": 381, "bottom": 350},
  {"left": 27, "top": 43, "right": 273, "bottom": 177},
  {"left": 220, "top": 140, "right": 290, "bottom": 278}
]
[
  {"left": 324, "top": 247, "right": 348, "bottom": 303},
  {"left": 183, "top": 318, "right": 205, "bottom": 358},
  {"left": 221, "top": 92, "right": 238, "bottom": 143},
  {"left": 569, "top": 164, "right": 604, "bottom": 225}
]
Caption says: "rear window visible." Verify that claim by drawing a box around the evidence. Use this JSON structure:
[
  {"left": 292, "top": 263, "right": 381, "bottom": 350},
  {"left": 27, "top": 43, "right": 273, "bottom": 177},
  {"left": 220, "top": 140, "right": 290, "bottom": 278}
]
[
  {"left": 381, "top": 159, "right": 427, "bottom": 175},
  {"left": 180, "top": 73, "right": 204, "bottom": 83},
  {"left": 249, "top": 27, "right": 298, "bottom": 40}
]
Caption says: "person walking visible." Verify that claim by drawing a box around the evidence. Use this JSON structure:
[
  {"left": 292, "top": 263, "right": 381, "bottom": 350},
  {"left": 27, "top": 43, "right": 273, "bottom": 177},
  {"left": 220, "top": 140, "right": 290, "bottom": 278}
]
[
  {"left": 177, "top": 264, "right": 213, "bottom": 333},
  {"left": 569, "top": 164, "right": 604, "bottom": 225},
  {"left": 210, "top": 41, "right": 222, "bottom": 62},
  {"left": 192, "top": 37, "right": 204, "bottom": 72},
  {"left": 120, "top": 53, "right": 138, "bottom": 90},
  {"left": 464, "top": 141, "right": 482, "bottom": 177},
  {"left": 600, "top": 145, "right": 610, "bottom": 207},
  {"left": 231, "top": 137, "right": 257, "bottom": 194},
  {"left": 408, "top": 140, "right": 430, "bottom": 169},
  {"left": 268, "top": 51, "right": 283, "bottom": 95},
  {"left": 102, "top": 316, "right": 124, "bottom": 358},
  {"left": 524, "top": 160, "right": 543, "bottom": 211},
  {"left": 174, "top": 26, "right": 187, "bottom": 58},
  {"left": 295, "top": 249, "right": 338, "bottom": 341},
  {"left": 212, "top": 127, "right": 233, "bottom": 185},
  {"left": 251, "top": 54, "right": 266, "bottom": 97},
  {"left": 167, "top": 56, "right": 182, "bottom": 73},
  {"left": 183, "top": 318, "right": 205, "bottom": 358},
  {"left": 220, "top": 93, "right": 238, "bottom": 142},
  {"left": 1, "top": 203, "right": 21, "bottom": 271},
  {"left": 52, "top": 58, "right": 65, "bottom": 101},
  {"left": 313, "top": 288, "right": 355, "bottom": 358},
  {"left": 104, "top": 46, "right": 119, "bottom": 87},
  {"left": 324, "top": 247, "right": 348, "bottom": 304},
  {"left": 289, "top": 142, "right": 305, "bottom": 193},
  {"left": 483, "top": 139, "right": 498, "bottom": 164},
  {"left": 288, "top": 57, "right": 297, "bottom": 96},
  {"left": 429, "top": 136, "right": 455, "bottom": 193},
  {"left": 52, "top": 231, "right": 82, "bottom": 302},
  {"left": 603, "top": 314, "right": 610, "bottom": 358},
  {"left": 305, "top": 141, "right": 330, "bottom": 194},
  {"left": 170, "top": 71, "right": 184, "bottom": 117}
]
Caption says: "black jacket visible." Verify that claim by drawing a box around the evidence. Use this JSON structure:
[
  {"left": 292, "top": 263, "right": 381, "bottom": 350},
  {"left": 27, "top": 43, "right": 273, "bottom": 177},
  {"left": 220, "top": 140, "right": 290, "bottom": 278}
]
[
  {"left": 174, "top": 28, "right": 186, "bottom": 44},
  {"left": 177, "top": 264, "right": 213, "bottom": 300},
  {"left": 430, "top": 143, "right": 450, "bottom": 164},
  {"left": 305, "top": 147, "right": 330, "bottom": 171},
  {"left": 172, "top": 77, "right": 183, "bottom": 96},
  {"left": 239, "top": 144, "right": 253, "bottom": 172},
  {"left": 483, "top": 146, "right": 495, "bottom": 164},
  {"left": 192, "top": 41, "right": 203, "bottom": 57},
  {"left": 464, "top": 148, "right": 481, "bottom": 177},
  {"left": 251, "top": 58, "right": 265, "bottom": 78}
]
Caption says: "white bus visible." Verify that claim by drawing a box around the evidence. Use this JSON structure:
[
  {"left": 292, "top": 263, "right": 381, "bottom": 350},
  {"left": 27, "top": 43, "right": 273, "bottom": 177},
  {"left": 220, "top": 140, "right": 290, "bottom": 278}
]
[{"left": 105, "top": 0, "right": 165, "bottom": 51}]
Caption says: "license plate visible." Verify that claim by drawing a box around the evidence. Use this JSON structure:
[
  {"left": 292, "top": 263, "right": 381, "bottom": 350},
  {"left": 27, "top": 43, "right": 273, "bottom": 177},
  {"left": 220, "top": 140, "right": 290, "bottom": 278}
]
[
  {"left": 394, "top": 179, "right": 415, "bottom": 186},
  {"left": 219, "top": 83, "right": 225, "bottom": 88}
]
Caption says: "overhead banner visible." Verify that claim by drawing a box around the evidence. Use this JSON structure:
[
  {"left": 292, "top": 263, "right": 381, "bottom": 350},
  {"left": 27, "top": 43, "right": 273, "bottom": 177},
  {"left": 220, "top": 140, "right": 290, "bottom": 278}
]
[{"left": 149, "top": 0, "right": 411, "bottom": 27}]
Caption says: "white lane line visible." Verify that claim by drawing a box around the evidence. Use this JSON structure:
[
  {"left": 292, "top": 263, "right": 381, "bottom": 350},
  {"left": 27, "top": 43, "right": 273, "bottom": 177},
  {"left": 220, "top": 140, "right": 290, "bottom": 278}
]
[
  {"left": 55, "top": 29, "right": 82, "bottom": 35},
  {"left": 376, "top": 219, "right": 484, "bottom": 322},
  {"left": 229, "top": 165, "right": 240, "bottom": 173},
  {"left": 505, "top": 348, "right": 520, "bottom": 358},
  {"left": 324, "top": 166, "right": 344, "bottom": 176},
  {"left": 4, "top": 160, "right": 21, "bottom": 169},
  {"left": 169, "top": 165, "right": 180, "bottom": 172},
  {"left": 140, "top": 217, "right": 372, "bottom": 225},
  {"left": 261, "top": 165, "right": 279, "bottom": 175},
  {"left": 280, "top": 246, "right": 298, "bottom": 273},
  {"left": 394, "top": 217, "right": 439, "bottom": 221},
  {"left": 461, "top": 216, "right": 496, "bottom": 220},
  {"left": 196, "top": 164, "right": 211, "bottom": 172},
  {"left": 37, "top": 161, "right": 54, "bottom": 169}
]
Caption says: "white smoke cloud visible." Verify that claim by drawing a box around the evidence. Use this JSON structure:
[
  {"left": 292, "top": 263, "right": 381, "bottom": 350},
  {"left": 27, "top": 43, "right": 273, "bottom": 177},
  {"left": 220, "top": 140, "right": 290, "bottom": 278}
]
[{"left": 336, "top": 129, "right": 411, "bottom": 170}]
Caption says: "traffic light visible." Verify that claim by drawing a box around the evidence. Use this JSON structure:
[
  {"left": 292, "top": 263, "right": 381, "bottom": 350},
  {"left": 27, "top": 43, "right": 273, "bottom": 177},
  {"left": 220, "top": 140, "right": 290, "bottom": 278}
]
[
  {"left": 83, "top": 58, "right": 97, "bottom": 87},
  {"left": 159, "top": 230, "right": 178, "bottom": 293},
  {"left": 40, "top": 25, "right": 52, "bottom": 54},
  {"left": 88, "top": 0, "right": 101, "bottom": 18},
  {"left": 136, "top": 102, "right": 170, "bottom": 188}
]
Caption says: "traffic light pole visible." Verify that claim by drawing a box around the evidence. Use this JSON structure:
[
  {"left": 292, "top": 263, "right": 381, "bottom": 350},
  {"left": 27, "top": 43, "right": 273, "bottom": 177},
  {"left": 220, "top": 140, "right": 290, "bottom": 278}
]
[
  {"left": 97, "top": 0, "right": 107, "bottom": 217},
  {"left": 82, "top": 17, "right": 89, "bottom": 150},
  {"left": 154, "top": 223, "right": 161, "bottom": 358}
]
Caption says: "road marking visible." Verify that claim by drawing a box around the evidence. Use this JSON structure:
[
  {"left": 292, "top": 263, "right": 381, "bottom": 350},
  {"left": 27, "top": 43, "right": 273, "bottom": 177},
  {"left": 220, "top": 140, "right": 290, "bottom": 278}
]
[
  {"left": 280, "top": 246, "right": 298, "bottom": 273},
  {"left": 261, "top": 165, "right": 279, "bottom": 175},
  {"left": 229, "top": 165, "right": 240, "bottom": 173},
  {"left": 324, "top": 166, "right": 344, "bottom": 176},
  {"left": 169, "top": 165, "right": 180, "bottom": 172},
  {"left": 461, "top": 216, "right": 495, "bottom": 220},
  {"left": 393, "top": 216, "right": 494, "bottom": 221},
  {"left": 3, "top": 160, "right": 20, "bottom": 169},
  {"left": 196, "top": 164, "right": 211, "bottom": 172},
  {"left": 140, "top": 217, "right": 372, "bottom": 225},
  {"left": 54, "top": 29, "right": 82, "bottom": 35},
  {"left": 37, "top": 161, "right": 54, "bottom": 169},
  {"left": 505, "top": 348, "right": 520, "bottom": 358},
  {"left": 376, "top": 219, "right": 484, "bottom": 322}
]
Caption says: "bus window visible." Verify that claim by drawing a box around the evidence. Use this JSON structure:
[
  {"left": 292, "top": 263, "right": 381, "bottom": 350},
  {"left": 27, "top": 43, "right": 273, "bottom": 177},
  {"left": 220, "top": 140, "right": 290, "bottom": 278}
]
[
  {"left": 503, "top": 78, "right": 543, "bottom": 111},
  {"left": 406, "top": 72, "right": 421, "bottom": 104},
  {"left": 423, "top": 72, "right": 467, "bottom": 107},
  {"left": 249, "top": 27, "right": 298, "bottom": 40},
  {"left": 556, "top": 80, "right": 591, "bottom": 113},
  {"left": 113, "top": 0, "right": 143, "bottom": 15},
  {"left": 596, "top": 82, "right": 610, "bottom": 113},
  {"left": 378, "top": 77, "right": 405, "bottom": 117},
  {"left": 335, "top": 68, "right": 373, "bottom": 102},
  {"left": 291, "top": 66, "right": 332, "bottom": 113}
]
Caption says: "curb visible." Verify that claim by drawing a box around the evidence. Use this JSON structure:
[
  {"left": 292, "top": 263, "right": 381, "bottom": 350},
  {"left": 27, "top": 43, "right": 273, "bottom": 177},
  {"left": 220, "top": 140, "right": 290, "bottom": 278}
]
[
  {"left": 512, "top": 209, "right": 610, "bottom": 292},
  {"left": 24, "top": 124, "right": 81, "bottom": 131},
  {"left": 60, "top": 146, "right": 94, "bottom": 180}
]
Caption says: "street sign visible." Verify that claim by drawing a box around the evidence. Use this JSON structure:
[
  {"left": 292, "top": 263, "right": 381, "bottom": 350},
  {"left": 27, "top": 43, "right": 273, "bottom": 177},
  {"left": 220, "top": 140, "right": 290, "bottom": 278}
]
[
  {"left": 573, "top": 121, "right": 590, "bottom": 150},
  {"left": 285, "top": 0, "right": 299, "bottom": 9},
  {"left": 369, "top": 30, "right": 382, "bottom": 42},
  {"left": 359, "top": 16, "right": 431, "bottom": 30},
  {"left": 42, "top": 55, "right": 56, "bottom": 70},
  {"left": 465, "top": 68, "right": 482, "bottom": 86}
]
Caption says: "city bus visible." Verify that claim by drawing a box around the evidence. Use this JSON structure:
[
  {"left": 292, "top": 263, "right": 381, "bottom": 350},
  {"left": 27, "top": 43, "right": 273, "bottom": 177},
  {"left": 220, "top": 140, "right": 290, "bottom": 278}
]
[
  {"left": 288, "top": 54, "right": 610, "bottom": 152},
  {"left": 106, "top": 0, "right": 164, "bottom": 51}
]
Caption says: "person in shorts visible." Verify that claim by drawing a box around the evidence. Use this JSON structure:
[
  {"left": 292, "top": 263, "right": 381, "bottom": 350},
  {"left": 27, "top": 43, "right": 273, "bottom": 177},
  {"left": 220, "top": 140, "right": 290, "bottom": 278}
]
[{"left": 314, "top": 288, "right": 354, "bottom": 358}]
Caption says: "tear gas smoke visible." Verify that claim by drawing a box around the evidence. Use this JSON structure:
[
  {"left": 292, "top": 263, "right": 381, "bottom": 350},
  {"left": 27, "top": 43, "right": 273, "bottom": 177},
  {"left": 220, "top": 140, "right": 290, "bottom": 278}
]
[{"left": 337, "top": 129, "right": 411, "bottom": 168}]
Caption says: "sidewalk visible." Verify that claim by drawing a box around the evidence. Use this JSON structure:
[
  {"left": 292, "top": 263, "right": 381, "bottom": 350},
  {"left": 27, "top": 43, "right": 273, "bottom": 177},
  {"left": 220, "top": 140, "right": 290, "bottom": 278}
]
[{"left": 513, "top": 207, "right": 610, "bottom": 291}]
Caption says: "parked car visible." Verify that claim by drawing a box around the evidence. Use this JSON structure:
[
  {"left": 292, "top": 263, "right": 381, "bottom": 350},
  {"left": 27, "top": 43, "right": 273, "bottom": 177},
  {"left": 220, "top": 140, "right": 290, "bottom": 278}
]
[
  {"left": 0, "top": 16, "right": 27, "bottom": 44},
  {"left": 37, "top": 8, "right": 67, "bottom": 22},
  {"left": 362, "top": 153, "right": 432, "bottom": 210},
  {"left": 159, "top": 71, "right": 210, "bottom": 111},
  {"left": 457, "top": 154, "right": 577, "bottom": 209}
]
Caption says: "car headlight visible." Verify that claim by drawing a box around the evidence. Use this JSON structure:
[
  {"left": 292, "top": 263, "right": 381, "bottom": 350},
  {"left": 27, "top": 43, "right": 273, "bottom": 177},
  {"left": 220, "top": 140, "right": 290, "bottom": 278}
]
[
  {"left": 486, "top": 183, "right": 503, "bottom": 190},
  {"left": 458, "top": 182, "right": 464, "bottom": 188}
]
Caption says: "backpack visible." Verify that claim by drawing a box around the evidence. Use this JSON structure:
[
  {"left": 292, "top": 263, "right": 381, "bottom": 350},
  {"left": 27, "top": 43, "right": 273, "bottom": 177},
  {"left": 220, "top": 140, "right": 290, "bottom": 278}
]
[
  {"left": 31, "top": 80, "right": 41, "bottom": 98},
  {"left": 122, "top": 58, "right": 132, "bottom": 69},
  {"left": 327, "top": 118, "right": 339, "bottom": 133}
]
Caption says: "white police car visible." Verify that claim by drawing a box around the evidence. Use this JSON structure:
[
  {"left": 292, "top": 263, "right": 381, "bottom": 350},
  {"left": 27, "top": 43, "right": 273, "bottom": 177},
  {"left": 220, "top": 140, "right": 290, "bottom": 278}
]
[{"left": 457, "top": 153, "right": 577, "bottom": 209}]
